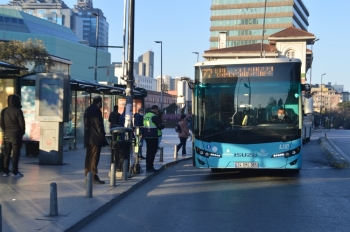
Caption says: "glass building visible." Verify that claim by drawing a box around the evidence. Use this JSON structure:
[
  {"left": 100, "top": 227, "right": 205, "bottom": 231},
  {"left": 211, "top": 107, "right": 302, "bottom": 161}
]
[
  {"left": 210, "top": 0, "right": 309, "bottom": 49},
  {"left": 0, "top": 8, "right": 111, "bottom": 83},
  {"left": 0, "top": 0, "right": 109, "bottom": 51}
]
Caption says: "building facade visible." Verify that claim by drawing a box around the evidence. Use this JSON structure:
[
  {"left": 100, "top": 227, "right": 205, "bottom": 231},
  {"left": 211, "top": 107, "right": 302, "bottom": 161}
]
[
  {"left": 311, "top": 84, "right": 343, "bottom": 113},
  {"left": 210, "top": 0, "right": 309, "bottom": 49},
  {"left": 0, "top": 0, "right": 109, "bottom": 51},
  {"left": 0, "top": 8, "right": 111, "bottom": 83},
  {"left": 135, "top": 50, "right": 154, "bottom": 78}
]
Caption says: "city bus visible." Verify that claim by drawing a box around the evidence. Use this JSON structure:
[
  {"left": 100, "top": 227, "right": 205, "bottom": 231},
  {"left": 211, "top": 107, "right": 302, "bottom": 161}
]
[{"left": 192, "top": 58, "right": 312, "bottom": 173}]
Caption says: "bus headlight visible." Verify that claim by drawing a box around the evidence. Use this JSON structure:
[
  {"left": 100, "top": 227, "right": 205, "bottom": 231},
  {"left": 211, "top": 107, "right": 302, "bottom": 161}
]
[
  {"left": 195, "top": 146, "right": 221, "bottom": 158},
  {"left": 271, "top": 146, "right": 300, "bottom": 158}
]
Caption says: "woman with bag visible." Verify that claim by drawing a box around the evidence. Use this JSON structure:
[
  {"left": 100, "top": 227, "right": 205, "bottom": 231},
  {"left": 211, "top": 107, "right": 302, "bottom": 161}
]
[{"left": 176, "top": 114, "right": 190, "bottom": 155}]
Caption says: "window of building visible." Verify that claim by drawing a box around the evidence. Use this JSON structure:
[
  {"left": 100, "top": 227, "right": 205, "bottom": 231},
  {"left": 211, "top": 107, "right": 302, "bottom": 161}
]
[{"left": 285, "top": 49, "right": 295, "bottom": 58}]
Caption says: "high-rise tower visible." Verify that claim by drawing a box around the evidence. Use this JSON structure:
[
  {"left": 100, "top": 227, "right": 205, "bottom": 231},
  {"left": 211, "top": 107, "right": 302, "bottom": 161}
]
[{"left": 210, "top": 0, "right": 309, "bottom": 49}]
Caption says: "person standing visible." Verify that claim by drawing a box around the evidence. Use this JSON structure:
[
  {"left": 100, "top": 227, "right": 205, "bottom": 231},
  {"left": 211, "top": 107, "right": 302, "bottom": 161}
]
[
  {"left": 177, "top": 114, "right": 190, "bottom": 155},
  {"left": 133, "top": 108, "right": 145, "bottom": 159},
  {"left": 84, "top": 96, "right": 108, "bottom": 184},
  {"left": 143, "top": 105, "right": 165, "bottom": 172},
  {"left": 0, "top": 94, "right": 25, "bottom": 177},
  {"left": 108, "top": 105, "right": 121, "bottom": 129}
]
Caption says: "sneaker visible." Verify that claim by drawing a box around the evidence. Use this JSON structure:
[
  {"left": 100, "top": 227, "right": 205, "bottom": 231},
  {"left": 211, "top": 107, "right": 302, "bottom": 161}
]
[
  {"left": 139, "top": 156, "right": 146, "bottom": 160},
  {"left": 11, "top": 172, "right": 23, "bottom": 177},
  {"left": 3, "top": 173, "right": 8, "bottom": 177},
  {"left": 146, "top": 167, "right": 158, "bottom": 172}
]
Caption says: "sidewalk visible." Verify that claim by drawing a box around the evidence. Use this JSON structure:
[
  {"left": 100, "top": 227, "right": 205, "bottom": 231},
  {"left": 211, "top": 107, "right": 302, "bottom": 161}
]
[{"left": 0, "top": 128, "right": 192, "bottom": 232}]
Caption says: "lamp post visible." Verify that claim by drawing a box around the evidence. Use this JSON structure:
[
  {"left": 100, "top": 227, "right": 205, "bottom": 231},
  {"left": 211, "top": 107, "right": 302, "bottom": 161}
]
[
  {"left": 309, "top": 38, "right": 319, "bottom": 85},
  {"left": 320, "top": 73, "right": 326, "bottom": 126},
  {"left": 92, "top": 12, "right": 99, "bottom": 83},
  {"left": 155, "top": 41, "right": 163, "bottom": 110},
  {"left": 192, "top": 52, "right": 199, "bottom": 62}
]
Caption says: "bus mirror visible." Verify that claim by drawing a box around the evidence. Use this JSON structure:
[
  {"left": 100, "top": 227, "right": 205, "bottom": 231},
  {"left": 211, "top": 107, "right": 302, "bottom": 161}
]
[
  {"left": 303, "top": 97, "right": 313, "bottom": 114},
  {"left": 301, "top": 84, "right": 311, "bottom": 95}
]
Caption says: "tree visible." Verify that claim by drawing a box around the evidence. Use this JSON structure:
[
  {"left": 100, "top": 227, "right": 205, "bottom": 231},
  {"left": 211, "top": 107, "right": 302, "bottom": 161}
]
[
  {"left": 162, "top": 83, "right": 169, "bottom": 93},
  {"left": 164, "top": 103, "right": 178, "bottom": 114},
  {"left": 0, "top": 39, "right": 53, "bottom": 74}
]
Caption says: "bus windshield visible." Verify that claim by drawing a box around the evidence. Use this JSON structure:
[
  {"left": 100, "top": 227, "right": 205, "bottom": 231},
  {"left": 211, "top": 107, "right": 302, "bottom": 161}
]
[{"left": 194, "top": 62, "right": 301, "bottom": 144}]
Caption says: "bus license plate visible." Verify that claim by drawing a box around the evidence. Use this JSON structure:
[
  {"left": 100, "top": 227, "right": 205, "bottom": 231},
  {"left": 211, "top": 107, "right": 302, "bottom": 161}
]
[{"left": 234, "top": 162, "right": 259, "bottom": 168}]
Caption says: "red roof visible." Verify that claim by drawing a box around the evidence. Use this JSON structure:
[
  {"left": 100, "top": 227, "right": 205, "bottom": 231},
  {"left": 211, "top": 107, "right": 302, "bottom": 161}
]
[
  {"left": 205, "top": 43, "right": 277, "bottom": 54},
  {"left": 270, "top": 26, "right": 314, "bottom": 38}
]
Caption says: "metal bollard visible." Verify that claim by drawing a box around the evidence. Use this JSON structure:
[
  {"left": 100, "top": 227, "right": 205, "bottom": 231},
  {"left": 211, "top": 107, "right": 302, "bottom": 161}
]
[
  {"left": 159, "top": 147, "right": 163, "bottom": 162},
  {"left": 110, "top": 163, "right": 116, "bottom": 187},
  {"left": 50, "top": 182, "right": 58, "bottom": 216},
  {"left": 325, "top": 133, "right": 327, "bottom": 138},
  {"left": 86, "top": 172, "right": 92, "bottom": 198},
  {"left": 174, "top": 145, "right": 177, "bottom": 158}
]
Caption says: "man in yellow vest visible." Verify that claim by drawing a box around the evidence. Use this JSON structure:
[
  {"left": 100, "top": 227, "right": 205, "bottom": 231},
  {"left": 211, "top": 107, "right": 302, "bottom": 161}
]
[{"left": 143, "top": 105, "right": 165, "bottom": 172}]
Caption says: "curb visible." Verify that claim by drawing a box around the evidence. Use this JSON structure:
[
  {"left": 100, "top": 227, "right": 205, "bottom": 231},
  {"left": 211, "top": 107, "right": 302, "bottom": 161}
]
[
  {"left": 318, "top": 137, "right": 349, "bottom": 169},
  {"left": 65, "top": 157, "right": 192, "bottom": 232}
]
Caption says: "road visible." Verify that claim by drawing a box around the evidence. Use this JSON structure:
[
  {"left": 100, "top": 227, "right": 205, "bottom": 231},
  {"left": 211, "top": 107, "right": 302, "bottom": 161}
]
[{"left": 79, "top": 133, "right": 350, "bottom": 232}]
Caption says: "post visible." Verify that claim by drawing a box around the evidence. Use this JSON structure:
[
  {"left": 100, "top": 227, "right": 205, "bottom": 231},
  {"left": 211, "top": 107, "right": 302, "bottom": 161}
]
[
  {"left": 93, "top": 11, "right": 100, "bottom": 83},
  {"left": 0, "top": 204, "right": 2, "bottom": 232},
  {"left": 122, "top": 159, "right": 128, "bottom": 180},
  {"left": 50, "top": 182, "right": 58, "bottom": 217},
  {"left": 159, "top": 147, "right": 163, "bottom": 162},
  {"left": 86, "top": 172, "right": 92, "bottom": 198},
  {"left": 110, "top": 162, "right": 116, "bottom": 187},
  {"left": 155, "top": 41, "right": 163, "bottom": 110},
  {"left": 174, "top": 145, "right": 177, "bottom": 158},
  {"left": 320, "top": 73, "right": 326, "bottom": 125}
]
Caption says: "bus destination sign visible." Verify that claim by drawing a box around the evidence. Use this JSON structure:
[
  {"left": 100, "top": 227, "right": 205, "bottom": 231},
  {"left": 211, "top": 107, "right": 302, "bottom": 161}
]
[{"left": 201, "top": 66, "right": 274, "bottom": 78}]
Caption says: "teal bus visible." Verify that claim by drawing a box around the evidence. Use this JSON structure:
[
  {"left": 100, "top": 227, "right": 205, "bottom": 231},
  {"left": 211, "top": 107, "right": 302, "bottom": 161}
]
[{"left": 192, "top": 58, "right": 311, "bottom": 173}]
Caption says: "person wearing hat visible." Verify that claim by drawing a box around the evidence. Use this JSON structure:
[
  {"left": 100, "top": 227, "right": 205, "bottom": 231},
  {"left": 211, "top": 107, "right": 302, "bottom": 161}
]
[
  {"left": 142, "top": 105, "right": 165, "bottom": 172},
  {"left": 134, "top": 108, "right": 145, "bottom": 159}
]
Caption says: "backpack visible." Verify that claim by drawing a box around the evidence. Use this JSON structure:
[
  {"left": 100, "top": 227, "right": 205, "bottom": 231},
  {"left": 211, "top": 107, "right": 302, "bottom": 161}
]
[{"left": 175, "top": 122, "right": 182, "bottom": 133}]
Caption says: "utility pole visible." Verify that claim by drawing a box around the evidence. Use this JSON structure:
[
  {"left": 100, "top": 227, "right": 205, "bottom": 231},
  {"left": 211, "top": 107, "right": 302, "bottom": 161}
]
[{"left": 124, "top": 0, "right": 135, "bottom": 128}]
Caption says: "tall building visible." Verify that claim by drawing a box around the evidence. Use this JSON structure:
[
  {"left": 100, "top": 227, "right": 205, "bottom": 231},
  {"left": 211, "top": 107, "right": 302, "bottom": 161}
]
[
  {"left": 210, "top": 0, "right": 309, "bottom": 49},
  {"left": 73, "top": 1, "right": 109, "bottom": 52},
  {"left": 135, "top": 50, "right": 154, "bottom": 78},
  {"left": 0, "top": 8, "right": 111, "bottom": 83},
  {"left": 0, "top": 0, "right": 109, "bottom": 51}
]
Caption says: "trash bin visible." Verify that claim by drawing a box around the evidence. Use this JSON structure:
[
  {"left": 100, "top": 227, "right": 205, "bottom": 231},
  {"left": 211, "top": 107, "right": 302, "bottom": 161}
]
[{"left": 110, "top": 127, "right": 133, "bottom": 172}]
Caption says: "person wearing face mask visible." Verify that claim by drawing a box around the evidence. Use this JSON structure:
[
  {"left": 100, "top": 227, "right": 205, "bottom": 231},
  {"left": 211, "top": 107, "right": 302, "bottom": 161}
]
[
  {"left": 133, "top": 108, "right": 145, "bottom": 159},
  {"left": 84, "top": 95, "right": 109, "bottom": 184},
  {"left": 276, "top": 108, "right": 291, "bottom": 122}
]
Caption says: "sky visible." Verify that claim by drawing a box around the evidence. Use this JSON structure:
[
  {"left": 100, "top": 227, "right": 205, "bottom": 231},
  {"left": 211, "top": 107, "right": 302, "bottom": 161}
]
[{"left": 2, "top": 0, "right": 349, "bottom": 90}]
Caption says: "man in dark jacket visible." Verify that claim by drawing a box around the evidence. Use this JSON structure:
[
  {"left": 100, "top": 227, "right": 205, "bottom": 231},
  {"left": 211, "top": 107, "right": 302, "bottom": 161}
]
[
  {"left": 143, "top": 105, "right": 165, "bottom": 172},
  {"left": 0, "top": 94, "right": 25, "bottom": 177},
  {"left": 133, "top": 108, "right": 145, "bottom": 159},
  {"left": 84, "top": 96, "right": 108, "bottom": 184}
]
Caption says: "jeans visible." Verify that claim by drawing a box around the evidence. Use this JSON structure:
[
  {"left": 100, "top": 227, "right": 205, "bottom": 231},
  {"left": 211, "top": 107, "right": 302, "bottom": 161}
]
[
  {"left": 85, "top": 144, "right": 102, "bottom": 176},
  {"left": 144, "top": 138, "right": 158, "bottom": 169},
  {"left": 177, "top": 137, "right": 187, "bottom": 154},
  {"left": 3, "top": 140, "right": 22, "bottom": 175}
]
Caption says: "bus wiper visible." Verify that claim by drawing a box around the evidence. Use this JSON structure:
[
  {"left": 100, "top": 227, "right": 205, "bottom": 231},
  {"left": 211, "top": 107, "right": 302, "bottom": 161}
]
[
  {"left": 203, "top": 126, "right": 252, "bottom": 139},
  {"left": 261, "top": 128, "right": 288, "bottom": 142}
]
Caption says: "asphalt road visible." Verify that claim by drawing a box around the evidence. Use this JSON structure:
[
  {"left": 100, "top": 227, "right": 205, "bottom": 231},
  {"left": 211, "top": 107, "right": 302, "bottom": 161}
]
[{"left": 79, "top": 134, "right": 350, "bottom": 232}]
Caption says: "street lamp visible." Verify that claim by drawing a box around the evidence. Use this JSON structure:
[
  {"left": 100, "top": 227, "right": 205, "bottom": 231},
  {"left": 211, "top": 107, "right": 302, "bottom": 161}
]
[
  {"left": 155, "top": 40, "right": 163, "bottom": 110},
  {"left": 192, "top": 52, "right": 199, "bottom": 62},
  {"left": 92, "top": 12, "right": 99, "bottom": 83},
  {"left": 320, "top": 73, "right": 326, "bottom": 126},
  {"left": 309, "top": 38, "right": 319, "bottom": 85}
]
